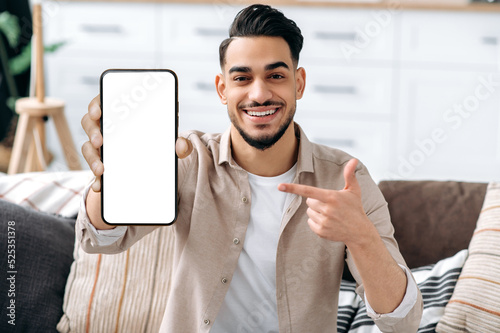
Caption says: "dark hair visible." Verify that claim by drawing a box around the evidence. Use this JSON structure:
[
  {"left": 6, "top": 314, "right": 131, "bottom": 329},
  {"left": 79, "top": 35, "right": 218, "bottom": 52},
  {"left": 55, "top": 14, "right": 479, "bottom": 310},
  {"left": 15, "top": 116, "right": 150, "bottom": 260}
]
[{"left": 219, "top": 4, "right": 303, "bottom": 68}]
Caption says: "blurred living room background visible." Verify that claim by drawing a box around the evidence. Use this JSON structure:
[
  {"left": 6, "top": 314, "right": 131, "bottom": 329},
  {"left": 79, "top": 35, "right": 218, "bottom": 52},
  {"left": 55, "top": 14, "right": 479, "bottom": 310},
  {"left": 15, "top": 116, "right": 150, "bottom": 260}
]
[{"left": 0, "top": 0, "right": 499, "bottom": 183}]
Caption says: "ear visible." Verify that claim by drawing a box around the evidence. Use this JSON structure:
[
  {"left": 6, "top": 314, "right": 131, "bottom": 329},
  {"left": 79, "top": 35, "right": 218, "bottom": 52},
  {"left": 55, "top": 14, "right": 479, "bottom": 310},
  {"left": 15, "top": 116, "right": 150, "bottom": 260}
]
[
  {"left": 295, "top": 67, "right": 306, "bottom": 100},
  {"left": 215, "top": 73, "right": 227, "bottom": 105}
]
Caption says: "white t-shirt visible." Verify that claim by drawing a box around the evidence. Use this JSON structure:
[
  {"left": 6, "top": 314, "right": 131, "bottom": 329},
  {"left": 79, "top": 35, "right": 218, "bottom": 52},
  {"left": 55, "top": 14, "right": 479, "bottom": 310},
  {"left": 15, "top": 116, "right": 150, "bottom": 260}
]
[{"left": 210, "top": 165, "right": 297, "bottom": 333}]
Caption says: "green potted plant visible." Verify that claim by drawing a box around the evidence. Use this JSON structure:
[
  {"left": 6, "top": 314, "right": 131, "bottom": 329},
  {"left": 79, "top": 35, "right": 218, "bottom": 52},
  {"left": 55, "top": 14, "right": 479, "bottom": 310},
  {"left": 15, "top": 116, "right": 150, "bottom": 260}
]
[{"left": 0, "top": 10, "right": 64, "bottom": 172}]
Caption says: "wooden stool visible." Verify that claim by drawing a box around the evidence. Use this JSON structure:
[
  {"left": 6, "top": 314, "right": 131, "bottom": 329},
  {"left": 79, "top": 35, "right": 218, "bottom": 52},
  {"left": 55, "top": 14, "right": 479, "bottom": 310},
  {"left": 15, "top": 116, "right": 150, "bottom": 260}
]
[
  {"left": 8, "top": 97, "right": 81, "bottom": 174},
  {"left": 7, "top": 3, "right": 81, "bottom": 174}
]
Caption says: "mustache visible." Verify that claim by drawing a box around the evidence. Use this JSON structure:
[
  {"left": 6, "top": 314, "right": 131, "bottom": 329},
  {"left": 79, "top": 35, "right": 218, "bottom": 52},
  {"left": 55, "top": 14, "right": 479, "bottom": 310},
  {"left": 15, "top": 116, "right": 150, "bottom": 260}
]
[{"left": 239, "top": 101, "right": 285, "bottom": 109}]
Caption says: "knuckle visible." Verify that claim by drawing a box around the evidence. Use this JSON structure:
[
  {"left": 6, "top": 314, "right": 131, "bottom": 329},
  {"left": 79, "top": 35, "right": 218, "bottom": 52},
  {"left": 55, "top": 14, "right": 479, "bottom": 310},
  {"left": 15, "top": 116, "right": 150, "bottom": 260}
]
[
  {"left": 306, "top": 207, "right": 314, "bottom": 218},
  {"left": 82, "top": 141, "right": 96, "bottom": 158},
  {"left": 81, "top": 141, "right": 90, "bottom": 153},
  {"left": 326, "top": 192, "right": 336, "bottom": 202},
  {"left": 323, "top": 206, "right": 334, "bottom": 217},
  {"left": 81, "top": 114, "right": 87, "bottom": 127}
]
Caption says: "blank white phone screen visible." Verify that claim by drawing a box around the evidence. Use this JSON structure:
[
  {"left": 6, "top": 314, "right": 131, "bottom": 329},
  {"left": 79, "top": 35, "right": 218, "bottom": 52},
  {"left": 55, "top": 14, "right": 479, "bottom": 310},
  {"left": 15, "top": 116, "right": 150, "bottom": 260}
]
[{"left": 101, "top": 70, "right": 177, "bottom": 225}]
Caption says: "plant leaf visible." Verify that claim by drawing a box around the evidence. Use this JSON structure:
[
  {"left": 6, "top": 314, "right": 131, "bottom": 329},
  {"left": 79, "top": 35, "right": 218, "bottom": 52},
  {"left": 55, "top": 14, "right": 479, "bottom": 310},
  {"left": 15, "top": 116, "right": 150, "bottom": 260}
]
[
  {"left": 8, "top": 41, "right": 66, "bottom": 76},
  {"left": 8, "top": 42, "right": 31, "bottom": 75},
  {"left": 45, "top": 41, "right": 66, "bottom": 53},
  {"left": 6, "top": 96, "right": 18, "bottom": 113},
  {"left": 0, "top": 11, "right": 20, "bottom": 48}
]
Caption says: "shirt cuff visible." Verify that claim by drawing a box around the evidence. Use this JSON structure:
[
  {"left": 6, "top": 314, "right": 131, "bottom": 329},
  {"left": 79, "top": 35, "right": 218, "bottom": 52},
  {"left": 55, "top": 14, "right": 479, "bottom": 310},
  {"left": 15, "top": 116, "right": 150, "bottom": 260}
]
[
  {"left": 364, "top": 264, "right": 418, "bottom": 320},
  {"left": 79, "top": 178, "right": 127, "bottom": 247}
]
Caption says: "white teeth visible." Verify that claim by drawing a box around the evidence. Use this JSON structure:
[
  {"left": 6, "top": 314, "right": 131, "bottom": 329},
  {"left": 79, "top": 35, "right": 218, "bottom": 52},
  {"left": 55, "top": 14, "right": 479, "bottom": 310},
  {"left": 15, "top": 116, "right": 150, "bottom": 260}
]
[{"left": 246, "top": 108, "right": 278, "bottom": 117}]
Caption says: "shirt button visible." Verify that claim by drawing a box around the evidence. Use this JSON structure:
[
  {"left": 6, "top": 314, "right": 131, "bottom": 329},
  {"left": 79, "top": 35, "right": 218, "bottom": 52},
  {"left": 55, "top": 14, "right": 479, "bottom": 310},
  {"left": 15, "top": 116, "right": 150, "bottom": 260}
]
[
  {"left": 221, "top": 277, "right": 228, "bottom": 284},
  {"left": 204, "top": 319, "right": 210, "bottom": 325},
  {"left": 241, "top": 196, "right": 248, "bottom": 203},
  {"left": 233, "top": 238, "right": 240, "bottom": 245}
]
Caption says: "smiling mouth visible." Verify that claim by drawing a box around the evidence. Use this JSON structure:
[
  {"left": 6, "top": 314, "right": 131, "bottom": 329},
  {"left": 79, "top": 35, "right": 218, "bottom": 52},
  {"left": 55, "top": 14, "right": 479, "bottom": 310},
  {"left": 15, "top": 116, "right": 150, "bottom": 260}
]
[{"left": 244, "top": 107, "right": 280, "bottom": 117}]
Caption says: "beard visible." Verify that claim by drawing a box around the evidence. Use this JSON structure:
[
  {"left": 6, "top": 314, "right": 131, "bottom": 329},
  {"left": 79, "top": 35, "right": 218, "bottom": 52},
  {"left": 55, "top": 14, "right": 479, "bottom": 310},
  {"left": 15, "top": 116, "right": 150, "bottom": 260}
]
[{"left": 228, "top": 101, "right": 296, "bottom": 151}]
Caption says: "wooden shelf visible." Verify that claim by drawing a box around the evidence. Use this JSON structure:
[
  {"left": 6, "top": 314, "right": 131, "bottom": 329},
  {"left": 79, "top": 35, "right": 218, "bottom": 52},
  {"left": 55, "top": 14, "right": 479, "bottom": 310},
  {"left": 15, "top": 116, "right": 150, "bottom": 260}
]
[{"left": 58, "top": 0, "right": 500, "bottom": 12}]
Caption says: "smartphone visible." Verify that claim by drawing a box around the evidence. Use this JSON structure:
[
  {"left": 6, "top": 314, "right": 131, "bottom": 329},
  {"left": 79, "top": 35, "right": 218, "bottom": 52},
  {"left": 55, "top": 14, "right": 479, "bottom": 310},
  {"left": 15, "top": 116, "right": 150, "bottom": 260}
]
[{"left": 100, "top": 69, "right": 178, "bottom": 225}]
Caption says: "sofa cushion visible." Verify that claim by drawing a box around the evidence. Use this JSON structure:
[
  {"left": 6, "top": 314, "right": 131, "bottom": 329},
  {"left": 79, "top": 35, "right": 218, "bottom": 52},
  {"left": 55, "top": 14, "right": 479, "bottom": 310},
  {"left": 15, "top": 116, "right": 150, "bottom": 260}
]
[
  {"left": 57, "top": 226, "right": 174, "bottom": 333},
  {"left": 342, "top": 249, "right": 468, "bottom": 333},
  {"left": 436, "top": 182, "right": 500, "bottom": 332},
  {"left": 0, "top": 170, "right": 93, "bottom": 218},
  {"left": 378, "top": 180, "right": 487, "bottom": 269},
  {"left": 0, "top": 199, "right": 76, "bottom": 333}
]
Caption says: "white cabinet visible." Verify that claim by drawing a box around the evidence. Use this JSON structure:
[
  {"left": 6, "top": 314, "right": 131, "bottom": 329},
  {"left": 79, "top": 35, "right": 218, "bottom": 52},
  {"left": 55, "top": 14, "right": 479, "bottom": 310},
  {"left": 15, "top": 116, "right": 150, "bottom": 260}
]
[
  {"left": 300, "top": 65, "right": 393, "bottom": 117},
  {"left": 44, "top": 1, "right": 161, "bottom": 170},
  {"left": 43, "top": 2, "right": 500, "bottom": 182},
  {"left": 399, "top": 11, "right": 500, "bottom": 68},
  {"left": 394, "top": 11, "right": 500, "bottom": 182},
  {"left": 287, "top": 7, "right": 395, "bottom": 63},
  {"left": 394, "top": 69, "right": 500, "bottom": 181}
]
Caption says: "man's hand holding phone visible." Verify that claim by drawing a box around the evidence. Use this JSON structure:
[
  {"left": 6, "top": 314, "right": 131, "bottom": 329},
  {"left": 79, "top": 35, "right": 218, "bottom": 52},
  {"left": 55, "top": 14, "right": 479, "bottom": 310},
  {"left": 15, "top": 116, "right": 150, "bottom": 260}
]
[
  {"left": 80, "top": 69, "right": 190, "bottom": 228},
  {"left": 81, "top": 94, "right": 192, "bottom": 193}
]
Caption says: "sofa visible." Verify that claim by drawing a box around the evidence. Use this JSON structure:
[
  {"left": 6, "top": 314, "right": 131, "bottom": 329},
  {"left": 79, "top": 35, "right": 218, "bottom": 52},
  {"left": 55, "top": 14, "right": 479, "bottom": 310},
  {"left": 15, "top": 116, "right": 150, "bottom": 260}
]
[{"left": 0, "top": 170, "right": 498, "bottom": 333}]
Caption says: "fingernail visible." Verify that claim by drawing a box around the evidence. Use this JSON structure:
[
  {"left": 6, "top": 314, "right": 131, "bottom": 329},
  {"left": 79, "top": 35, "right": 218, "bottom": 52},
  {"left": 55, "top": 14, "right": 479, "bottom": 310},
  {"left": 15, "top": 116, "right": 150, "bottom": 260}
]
[
  {"left": 278, "top": 184, "right": 286, "bottom": 191},
  {"left": 178, "top": 140, "right": 187, "bottom": 154}
]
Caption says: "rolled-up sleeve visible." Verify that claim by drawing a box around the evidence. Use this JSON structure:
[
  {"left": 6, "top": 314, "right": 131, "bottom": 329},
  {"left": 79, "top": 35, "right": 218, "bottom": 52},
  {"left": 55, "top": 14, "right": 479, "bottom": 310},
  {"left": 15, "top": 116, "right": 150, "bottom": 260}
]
[
  {"left": 76, "top": 178, "right": 159, "bottom": 254},
  {"left": 365, "top": 265, "right": 419, "bottom": 320}
]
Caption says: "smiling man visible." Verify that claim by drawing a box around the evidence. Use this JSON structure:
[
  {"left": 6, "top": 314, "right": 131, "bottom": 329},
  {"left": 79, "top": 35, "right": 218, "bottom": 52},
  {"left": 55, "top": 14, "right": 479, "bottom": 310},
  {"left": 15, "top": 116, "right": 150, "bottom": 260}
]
[{"left": 78, "top": 4, "right": 423, "bottom": 332}]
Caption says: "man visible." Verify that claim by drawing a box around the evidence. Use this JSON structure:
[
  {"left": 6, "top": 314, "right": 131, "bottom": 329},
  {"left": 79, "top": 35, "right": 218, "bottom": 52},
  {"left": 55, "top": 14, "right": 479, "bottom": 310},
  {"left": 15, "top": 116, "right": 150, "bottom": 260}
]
[{"left": 79, "top": 4, "right": 423, "bottom": 332}]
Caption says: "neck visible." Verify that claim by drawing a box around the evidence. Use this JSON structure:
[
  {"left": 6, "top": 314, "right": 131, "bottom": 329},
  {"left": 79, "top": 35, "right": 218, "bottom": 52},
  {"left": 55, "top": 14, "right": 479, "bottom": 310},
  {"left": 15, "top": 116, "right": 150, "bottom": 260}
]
[{"left": 230, "top": 123, "right": 299, "bottom": 177}]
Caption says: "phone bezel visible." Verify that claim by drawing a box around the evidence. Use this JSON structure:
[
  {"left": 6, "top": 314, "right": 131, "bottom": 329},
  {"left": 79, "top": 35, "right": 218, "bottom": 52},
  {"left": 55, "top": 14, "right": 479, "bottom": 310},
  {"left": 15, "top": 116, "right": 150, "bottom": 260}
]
[{"left": 99, "top": 68, "right": 179, "bottom": 226}]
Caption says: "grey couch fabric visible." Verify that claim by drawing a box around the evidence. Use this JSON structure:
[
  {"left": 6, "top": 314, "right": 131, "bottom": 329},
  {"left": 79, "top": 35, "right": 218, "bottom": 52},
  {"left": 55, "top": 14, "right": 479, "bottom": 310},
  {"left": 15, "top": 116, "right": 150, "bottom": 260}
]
[{"left": 0, "top": 199, "right": 76, "bottom": 333}]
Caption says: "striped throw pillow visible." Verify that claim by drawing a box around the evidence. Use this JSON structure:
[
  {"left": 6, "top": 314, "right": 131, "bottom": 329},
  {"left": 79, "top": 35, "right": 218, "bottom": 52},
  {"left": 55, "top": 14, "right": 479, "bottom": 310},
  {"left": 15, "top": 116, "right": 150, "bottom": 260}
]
[
  {"left": 436, "top": 182, "right": 500, "bottom": 332},
  {"left": 57, "top": 226, "right": 175, "bottom": 333},
  {"left": 338, "top": 249, "right": 468, "bottom": 333}
]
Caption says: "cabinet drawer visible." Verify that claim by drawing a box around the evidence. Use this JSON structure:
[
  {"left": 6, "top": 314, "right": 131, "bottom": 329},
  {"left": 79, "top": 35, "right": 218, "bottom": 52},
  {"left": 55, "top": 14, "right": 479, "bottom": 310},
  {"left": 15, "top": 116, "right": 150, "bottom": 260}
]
[
  {"left": 396, "top": 69, "right": 500, "bottom": 181},
  {"left": 161, "top": 4, "right": 243, "bottom": 58},
  {"left": 295, "top": 117, "right": 392, "bottom": 182},
  {"left": 300, "top": 65, "right": 393, "bottom": 117},
  {"left": 45, "top": 2, "right": 158, "bottom": 57},
  {"left": 400, "top": 11, "right": 500, "bottom": 67},
  {"left": 179, "top": 104, "right": 229, "bottom": 134},
  {"left": 286, "top": 7, "right": 395, "bottom": 62},
  {"left": 46, "top": 56, "right": 158, "bottom": 103},
  {"left": 163, "top": 58, "right": 223, "bottom": 110}
]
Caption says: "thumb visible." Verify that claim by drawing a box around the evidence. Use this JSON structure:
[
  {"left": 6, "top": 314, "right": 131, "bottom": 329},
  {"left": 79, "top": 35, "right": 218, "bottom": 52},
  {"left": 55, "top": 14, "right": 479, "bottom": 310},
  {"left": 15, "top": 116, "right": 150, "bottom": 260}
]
[
  {"left": 343, "top": 158, "right": 361, "bottom": 195},
  {"left": 176, "top": 137, "right": 193, "bottom": 159}
]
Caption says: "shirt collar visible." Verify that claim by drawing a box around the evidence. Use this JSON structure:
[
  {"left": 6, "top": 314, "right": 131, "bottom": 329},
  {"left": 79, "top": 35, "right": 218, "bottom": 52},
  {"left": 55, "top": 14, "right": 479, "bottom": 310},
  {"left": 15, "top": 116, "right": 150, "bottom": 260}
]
[{"left": 218, "top": 122, "right": 315, "bottom": 175}]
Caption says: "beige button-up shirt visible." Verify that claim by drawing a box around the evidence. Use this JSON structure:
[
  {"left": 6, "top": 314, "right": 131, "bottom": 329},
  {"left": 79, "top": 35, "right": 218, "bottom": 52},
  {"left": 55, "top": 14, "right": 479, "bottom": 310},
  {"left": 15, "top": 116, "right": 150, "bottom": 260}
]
[{"left": 77, "top": 124, "right": 423, "bottom": 332}]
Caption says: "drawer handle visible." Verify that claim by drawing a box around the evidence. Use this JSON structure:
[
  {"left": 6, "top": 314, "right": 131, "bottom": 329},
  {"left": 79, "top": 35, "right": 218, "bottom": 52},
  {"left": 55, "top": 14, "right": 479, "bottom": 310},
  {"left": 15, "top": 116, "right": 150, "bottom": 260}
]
[
  {"left": 313, "top": 85, "right": 357, "bottom": 95},
  {"left": 81, "top": 24, "right": 123, "bottom": 34},
  {"left": 196, "top": 82, "right": 215, "bottom": 91},
  {"left": 315, "top": 138, "right": 355, "bottom": 148},
  {"left": 80, "top": 76, "right": 98, "bottom": 86},
  {"left": 195, "top": 28, "right": 228, "bottom": 37},
  {"left": 314, "top": 31, "right": 356, "bottom": 41},
  {"left": 482, "top": 36, "right": 497, "bottom": 45}
]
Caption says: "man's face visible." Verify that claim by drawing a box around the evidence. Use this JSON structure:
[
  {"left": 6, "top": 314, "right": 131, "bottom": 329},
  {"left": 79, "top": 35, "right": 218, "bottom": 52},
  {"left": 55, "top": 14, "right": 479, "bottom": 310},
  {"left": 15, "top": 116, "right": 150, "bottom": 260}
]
[{"left": 216, "top": 36, "right": 305, "bottom": 150}]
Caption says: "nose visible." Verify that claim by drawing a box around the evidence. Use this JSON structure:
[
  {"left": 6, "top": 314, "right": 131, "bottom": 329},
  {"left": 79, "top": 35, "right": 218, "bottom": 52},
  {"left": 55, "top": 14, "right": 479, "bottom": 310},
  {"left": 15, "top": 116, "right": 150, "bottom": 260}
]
[{"left": 247, "top": 79, "right": 273, "bottom": 105}]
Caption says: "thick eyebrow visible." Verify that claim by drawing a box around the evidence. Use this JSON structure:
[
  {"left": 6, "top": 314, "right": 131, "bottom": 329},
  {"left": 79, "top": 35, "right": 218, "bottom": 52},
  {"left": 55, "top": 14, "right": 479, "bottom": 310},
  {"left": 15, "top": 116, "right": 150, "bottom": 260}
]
[
  {"left": 228, "top": 61, "right": 290, "bottom": 75},
  {"left": 265, "top": 61, "right": 289, "bottom": 71},
  {"left": 228, "top": 66, "right": 251, "bottom": 74}
]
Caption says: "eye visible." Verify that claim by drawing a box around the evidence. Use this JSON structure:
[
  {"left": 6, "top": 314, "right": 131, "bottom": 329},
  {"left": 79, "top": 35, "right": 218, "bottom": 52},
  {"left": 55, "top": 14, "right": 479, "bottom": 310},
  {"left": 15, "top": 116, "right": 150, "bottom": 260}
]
[
  {"left": 234, "top": 76, "right": 249, "bottom": 82},
  {"left": 270, "top": 74, "right": 285, "bottom": 80}
]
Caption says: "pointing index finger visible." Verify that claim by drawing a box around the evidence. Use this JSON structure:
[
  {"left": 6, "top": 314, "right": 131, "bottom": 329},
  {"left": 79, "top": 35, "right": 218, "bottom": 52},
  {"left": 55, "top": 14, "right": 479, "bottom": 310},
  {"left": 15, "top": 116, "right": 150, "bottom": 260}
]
[{"left": 278, "top": 183, "right": 329, "bottom": 201}]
